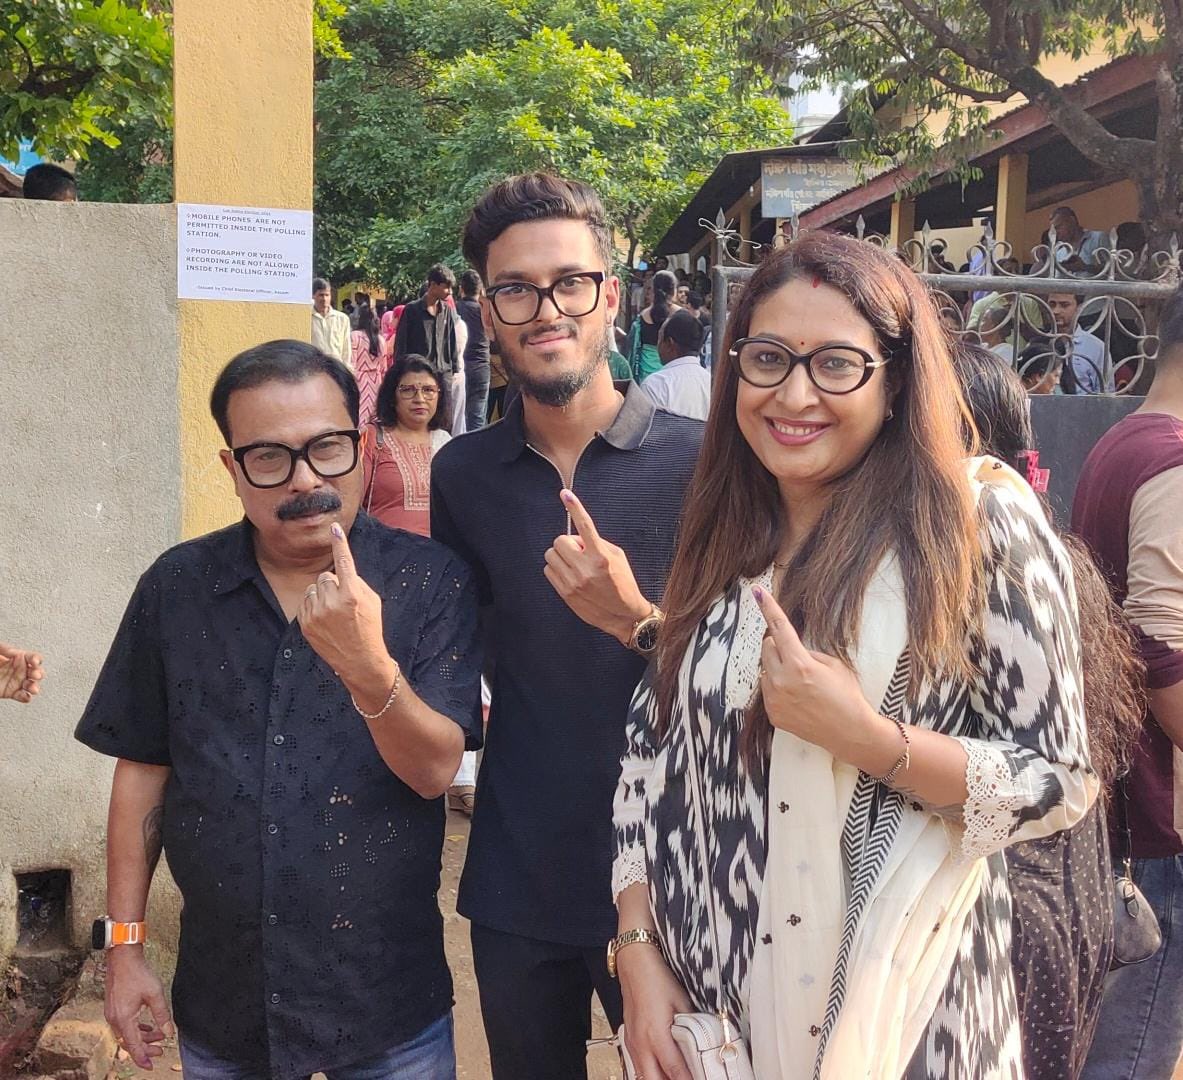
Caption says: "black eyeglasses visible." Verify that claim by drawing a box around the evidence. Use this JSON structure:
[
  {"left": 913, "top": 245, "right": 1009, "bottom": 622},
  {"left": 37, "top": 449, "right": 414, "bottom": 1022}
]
[
  {"left": 486, "top": 272, "right": 605, "bottom": 325},
  {"left": 729, "top": 337, "right": 891, "bottom": 394},
  {"left": 231, "top": 429, "right": 361, "bottom": 489}
]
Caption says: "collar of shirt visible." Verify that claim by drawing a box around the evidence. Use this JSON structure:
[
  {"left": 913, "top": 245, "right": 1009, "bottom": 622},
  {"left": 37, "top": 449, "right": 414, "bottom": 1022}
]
[
  {"left": 209, "top": 512, "right": 384, "bottom": 599},
  {"left": 489, "top": 380, "right": 657, "bottom": 464},
  {"left": 663, "top": 355, "right": 704, "bottom": 370}
]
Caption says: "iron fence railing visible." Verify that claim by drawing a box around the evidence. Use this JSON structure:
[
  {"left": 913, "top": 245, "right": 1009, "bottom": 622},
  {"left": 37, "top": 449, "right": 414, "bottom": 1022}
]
[{"left": 704, "top": 211, "right": 1180, "bottom": 395}]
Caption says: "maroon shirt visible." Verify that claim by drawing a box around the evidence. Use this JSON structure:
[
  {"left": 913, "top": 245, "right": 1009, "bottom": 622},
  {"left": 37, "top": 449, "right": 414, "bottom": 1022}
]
[{"left": 1072, "top": 412, "right": 1183, "bottom": 858}]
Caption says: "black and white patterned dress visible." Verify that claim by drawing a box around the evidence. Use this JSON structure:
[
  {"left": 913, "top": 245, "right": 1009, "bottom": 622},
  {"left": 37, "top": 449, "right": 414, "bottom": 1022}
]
[{"left": 612, "top": 477, "right": 1097, "bottom": 1079}]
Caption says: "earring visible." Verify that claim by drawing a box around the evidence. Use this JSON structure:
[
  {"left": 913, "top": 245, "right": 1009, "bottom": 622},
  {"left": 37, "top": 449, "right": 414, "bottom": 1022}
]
[{"left": 884, "top": 408, "right": 895, "bottom": 421}]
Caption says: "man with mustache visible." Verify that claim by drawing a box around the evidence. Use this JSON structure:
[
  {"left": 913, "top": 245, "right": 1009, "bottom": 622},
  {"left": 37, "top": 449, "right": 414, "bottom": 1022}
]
[
  {"left": 76, "top": 340, "right": 482, "bottom": 1079},
  {"left": 430, "top": 174, "right": 703, "bottom": 1078}
]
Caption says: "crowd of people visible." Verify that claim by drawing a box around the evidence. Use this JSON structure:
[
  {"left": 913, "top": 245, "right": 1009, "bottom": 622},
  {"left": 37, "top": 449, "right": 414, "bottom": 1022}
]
[{"left": 7, "top": 171, "right": 1181, "bottom": 1080}]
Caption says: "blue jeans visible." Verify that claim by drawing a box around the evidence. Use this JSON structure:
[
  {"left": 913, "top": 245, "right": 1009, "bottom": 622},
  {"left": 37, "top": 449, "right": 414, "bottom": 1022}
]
[
  {"left": 1082, "top": 855, "right": 1183, "bottom": 1079},
  {"left": 179, "top": 1013, "right": 455, "bottom": 1080},
  {"left": 465, "top": 363, "right": 490, "bottom": 433}
]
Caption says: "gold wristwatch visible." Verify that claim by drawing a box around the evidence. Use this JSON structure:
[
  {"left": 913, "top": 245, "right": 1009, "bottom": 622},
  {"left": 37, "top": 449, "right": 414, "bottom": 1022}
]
[
  {"left": 626, "top": 605, "right": 665, "bottom": 655},
  {"left": 607, "top": 928, "right": 662, "bottom": 977}
]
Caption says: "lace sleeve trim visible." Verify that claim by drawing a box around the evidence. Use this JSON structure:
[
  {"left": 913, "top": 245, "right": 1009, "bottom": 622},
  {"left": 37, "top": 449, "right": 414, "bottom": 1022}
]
[
  {"left": 611, "top": 847, "right": 648, "bottom": 902},
  {"left": 951, "top": 736, "right": 1022, "bottom": 865}
]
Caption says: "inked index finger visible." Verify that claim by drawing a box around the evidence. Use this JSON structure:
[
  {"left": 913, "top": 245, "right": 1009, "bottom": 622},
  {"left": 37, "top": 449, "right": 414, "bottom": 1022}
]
[
  {"left": 559, "top": 489, "right": 602, "bottom": 546},
  {"left": 753, "top": 585, "right": 809, "bottom": 662},
  {"left": 330, "top": 522, "right": 357, "bottom": 578}
]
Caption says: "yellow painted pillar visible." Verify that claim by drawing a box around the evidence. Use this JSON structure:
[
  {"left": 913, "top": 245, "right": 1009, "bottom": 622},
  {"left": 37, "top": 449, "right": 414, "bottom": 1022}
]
[
  {"left": 889, "top": 198, "right": 916, "bottom": 249},
  {"left": 995, "top": 153, "right": 1030, "bottom": 257},
  {"left": 174, "top": 0, "right": 314, "bottom": 538},
  {"left": 738, "top": 206, "right": 752, "bottom": 262}
]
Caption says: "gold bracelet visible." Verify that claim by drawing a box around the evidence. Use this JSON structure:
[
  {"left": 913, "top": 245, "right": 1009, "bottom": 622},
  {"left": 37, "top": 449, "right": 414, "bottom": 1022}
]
[
  {"left": 872, "top": 717, "right": 911, "bottom": 785},
  {"left": 351, "top": 664, "right": 402, "bottom": 720}
]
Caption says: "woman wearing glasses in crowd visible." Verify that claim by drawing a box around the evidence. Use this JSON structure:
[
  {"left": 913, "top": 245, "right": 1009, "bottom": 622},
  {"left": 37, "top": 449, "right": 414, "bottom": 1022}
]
[
  {"left": 611, "top": 233, "right": 1095, "bottom": 1079},
  {"left": 362, "top": 355, "right": 451, "bottom": 537},
  {"left": 362, "top": 355, "right": 479, "bottom": 814}
]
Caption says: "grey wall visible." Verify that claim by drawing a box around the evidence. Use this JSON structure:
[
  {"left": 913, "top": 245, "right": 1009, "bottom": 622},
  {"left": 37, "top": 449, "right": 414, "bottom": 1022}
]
[
  {"left": 1029, "top": 394, "right": 1144, "bottom": 525},
  {"left": 0, "top": 200, "right": 183, "bottom": 974}
]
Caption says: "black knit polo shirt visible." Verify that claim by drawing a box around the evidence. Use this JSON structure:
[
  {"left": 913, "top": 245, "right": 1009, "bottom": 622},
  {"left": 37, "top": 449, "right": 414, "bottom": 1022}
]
[{"left": 431, "top": 384, "right": 703, "bottom": 946}]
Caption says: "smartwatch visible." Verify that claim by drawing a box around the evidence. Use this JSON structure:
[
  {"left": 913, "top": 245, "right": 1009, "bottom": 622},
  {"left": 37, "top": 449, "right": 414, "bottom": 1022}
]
[{"left": 91, "top": 916, "right": 147, "bottom": 950}]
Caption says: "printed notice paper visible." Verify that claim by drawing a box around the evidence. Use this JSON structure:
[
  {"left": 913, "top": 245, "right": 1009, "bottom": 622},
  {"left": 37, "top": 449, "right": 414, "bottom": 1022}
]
[{"left": 178, "top": 204, "right": 313, "bottom": 304}]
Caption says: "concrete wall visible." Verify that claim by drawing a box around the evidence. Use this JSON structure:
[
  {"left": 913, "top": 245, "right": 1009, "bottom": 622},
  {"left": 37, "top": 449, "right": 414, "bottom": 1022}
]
[{"left": 0, "top": 199, "right": 184, "bottom": 976}]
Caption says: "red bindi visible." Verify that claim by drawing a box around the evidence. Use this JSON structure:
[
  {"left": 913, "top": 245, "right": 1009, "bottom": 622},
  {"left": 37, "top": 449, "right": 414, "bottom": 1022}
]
[{"left": 811, "top": 275, "right": 821, "bottom": 288}]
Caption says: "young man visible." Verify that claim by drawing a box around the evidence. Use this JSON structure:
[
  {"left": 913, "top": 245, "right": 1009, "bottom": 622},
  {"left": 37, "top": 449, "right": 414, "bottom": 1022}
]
[
  {"left": 1048, "top": 291, "right": 1112, "bottom": 394},
  {"left": 311, "top": 277, "right": 352, "bottom": 368},
  {"left": 1075, "top": 287, "right": 1183, "bottom": 1079},
  {"left": 431, "top": 174, "right": 703, "bottom": 1079},
  {"left": 642, "top": 309, "right": 711, "bottom": 421},
  {"left": 77, "top": 341, "right": 481, "bottom": 1079},
  {"left": 395, "top": 265, "right": 466, "bottom": 431},
  {"left": 456, "top": 269, "right": 492, "bottom": 431}
]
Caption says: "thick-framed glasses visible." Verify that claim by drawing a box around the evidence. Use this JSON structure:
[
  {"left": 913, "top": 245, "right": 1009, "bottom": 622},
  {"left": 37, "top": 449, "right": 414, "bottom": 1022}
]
[
  {"left": 231, "top": 429, "right": 361, "bottom": 489},
  {"left": 397, "top": 384, "right": 440, "bottom": 400},
  {"left": 729, "top": 337, "right": 891, "bottom": 395},
  {"left": 486, "top": 271, "right": 605, "bottom": 325}
]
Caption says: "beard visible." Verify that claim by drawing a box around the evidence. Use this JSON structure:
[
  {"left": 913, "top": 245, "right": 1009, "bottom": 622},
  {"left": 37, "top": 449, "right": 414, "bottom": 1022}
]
[{"left": 495, "top": 320, "right": 609, "bottom": 408}]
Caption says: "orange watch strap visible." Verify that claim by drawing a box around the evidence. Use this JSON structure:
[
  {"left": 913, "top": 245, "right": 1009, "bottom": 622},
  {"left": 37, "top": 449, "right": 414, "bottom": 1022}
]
[{"left": 111, "top": 921, "right": 146, "bottom": 946}]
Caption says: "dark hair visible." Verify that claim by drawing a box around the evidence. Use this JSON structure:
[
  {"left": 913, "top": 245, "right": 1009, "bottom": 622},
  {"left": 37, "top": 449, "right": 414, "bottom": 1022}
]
[
  {"left": 427, "top": 263, "right": 455, "bottom": 288},
  {"left": 687, "top": 290, "right": 705, "bottom": 309},
  {"left": 950, "top": 340, "right": 1143, "bottom": 790},
  {"left": 462, "top": 172, "right": 615, "bottom": 281},
  {"left": 951, "top": 342, "right": 1031, "bottom": 467},
  {"left": 23, "top": 163, "right": 77, "bottom": 201},
  {"left": 374, "top": 355, "right": 448, "bottom": 430},
  {"left": 1157, "top": 285, "right": 1183, "bottom": 361},
  {"left": 210, "top": 340, "right": 359, "bottom": 445},
  {"left": 1016, "top": 342, "right": 1063, "bottom": 388},
  {"left": 312, "top": 277, "right": 330, "bottom": 294},
  {"left": 661, "top": 308, "right": 705, "bottom": 354},
  {"left": 459, "top": 269, "right": 482, "bottom": 298},
  {"left": 355, "top": 304, "right": 380, "bottom": 358},
  {"left": 657, "top": 232, "right": 983, "bottom": 768},
  {"left": 650, "top": 269, "right": 678, "bottom": 326}
]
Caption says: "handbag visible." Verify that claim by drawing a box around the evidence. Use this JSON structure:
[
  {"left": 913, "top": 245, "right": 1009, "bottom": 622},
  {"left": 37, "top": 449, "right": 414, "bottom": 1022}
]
[
  {"left": 1110, "top": 779, "right": 1162, "bottom": 969},
  {"left": 613, "top": 696, "right": 755, "bottom": 1080}
]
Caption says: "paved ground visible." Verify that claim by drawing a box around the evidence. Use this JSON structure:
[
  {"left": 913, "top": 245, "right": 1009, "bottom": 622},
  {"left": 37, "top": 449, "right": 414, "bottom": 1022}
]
[{"left": 107, "top": 806, "right": 621, "bottom": 1080}]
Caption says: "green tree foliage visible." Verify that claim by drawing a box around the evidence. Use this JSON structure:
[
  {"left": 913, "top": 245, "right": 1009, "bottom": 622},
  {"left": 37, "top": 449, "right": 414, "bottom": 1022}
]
[
  {"left": 0, "top": 0, "right": 171, "bottom": 163},
  {"left": 742, "top": 1, "right": 1178, "bottom": 250},
  {"left": 316, "top": 0, "right": 793, "bottom": 292}
]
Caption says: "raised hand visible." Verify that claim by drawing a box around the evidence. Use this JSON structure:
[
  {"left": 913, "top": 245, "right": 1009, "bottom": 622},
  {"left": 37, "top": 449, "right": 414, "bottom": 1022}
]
[
  {"left": 0, "top": 642, "right": 44, "bottom": 703},
  {"left": 543, "top": 489, "right": 652, "bottom": 647},
  {"left": 753, "top": 585, "right": 897, "bottom": 770},
  {"left": 297, "top": 523, "right": 388, "bottom": 684}
]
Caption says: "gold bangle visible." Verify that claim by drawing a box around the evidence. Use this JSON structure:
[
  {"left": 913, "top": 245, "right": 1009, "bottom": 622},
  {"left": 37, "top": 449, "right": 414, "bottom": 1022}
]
[{"left": 351, "top": 664, "right": 402, "bottom": 720}]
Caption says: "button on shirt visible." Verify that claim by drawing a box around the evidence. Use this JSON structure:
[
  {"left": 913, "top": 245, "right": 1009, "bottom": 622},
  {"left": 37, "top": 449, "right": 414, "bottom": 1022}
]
[
  {"left": 642, "top": 355, "right": 712, "bottom": 421},
  {"left": 431, "top": 384, "right": 703, "bottom": 946},
  {"left": 312, "top": 306, "right": 353, "bottom": 368},
  {"left": 75, "top": 514, "right": 483, "bottom": 1079}
]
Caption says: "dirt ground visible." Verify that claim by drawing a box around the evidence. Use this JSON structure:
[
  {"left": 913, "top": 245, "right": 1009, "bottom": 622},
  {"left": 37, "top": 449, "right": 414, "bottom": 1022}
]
[{"left": 108, "top": 806, "right": 621, "bottom": 1080}]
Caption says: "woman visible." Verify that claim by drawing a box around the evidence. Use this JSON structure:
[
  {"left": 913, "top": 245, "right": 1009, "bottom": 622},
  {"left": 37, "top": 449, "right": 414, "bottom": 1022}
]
[
  {"left": 953, "top": 342, "right": 1143, "bottom": 1079},
  {"left": 611, "top": 233, "right": 1096, "bottom": 1079},
  {"left": 351, "top": 303, "right": 389, "bottom": 427},
  {"left": 362, "top": 356, "right": 476, "bottom": 814},
  {"left": 627, "top": 269, "right": 678, "bottom": 384}
]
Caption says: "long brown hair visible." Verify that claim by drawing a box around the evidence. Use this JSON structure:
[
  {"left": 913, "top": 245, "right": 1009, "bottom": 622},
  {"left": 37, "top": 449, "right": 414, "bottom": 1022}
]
[{"left": 657, "top": 232, "right": 983, "bottom": 768}]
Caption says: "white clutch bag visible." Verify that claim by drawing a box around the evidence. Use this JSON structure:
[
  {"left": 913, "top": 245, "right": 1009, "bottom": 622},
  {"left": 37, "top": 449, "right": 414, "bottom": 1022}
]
[{"left": 617, "top": 1012, "right": 755, "bottom": 1080}]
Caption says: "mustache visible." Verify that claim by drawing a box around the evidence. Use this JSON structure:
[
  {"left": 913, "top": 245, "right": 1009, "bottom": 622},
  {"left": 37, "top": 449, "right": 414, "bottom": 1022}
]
[
  {"left": 276, "top": 489, "right": 342, "bottom": 521},
  {"left": 517, "top": 320, "right": 578, "bottom": 348}
]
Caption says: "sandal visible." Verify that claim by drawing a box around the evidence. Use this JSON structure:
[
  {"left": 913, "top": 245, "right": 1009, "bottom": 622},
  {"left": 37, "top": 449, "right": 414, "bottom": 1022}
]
[{"left": 447, "top": 785, "right": 475, "bottom": 816}]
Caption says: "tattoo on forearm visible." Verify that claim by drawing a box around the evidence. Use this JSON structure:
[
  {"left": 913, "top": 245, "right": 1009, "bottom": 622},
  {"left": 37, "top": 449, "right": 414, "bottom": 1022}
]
[{"left": 142, "top": 804, "right": 164, "bottom": 873}]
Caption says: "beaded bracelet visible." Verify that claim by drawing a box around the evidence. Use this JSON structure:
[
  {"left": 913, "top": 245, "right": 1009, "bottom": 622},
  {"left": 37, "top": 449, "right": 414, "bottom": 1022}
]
[
  {"left": 873, "top": 717, "right": 912, "bottom": 786},
  {"left": 351, "top": 664, "right": 403, "bottom": 720}
]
